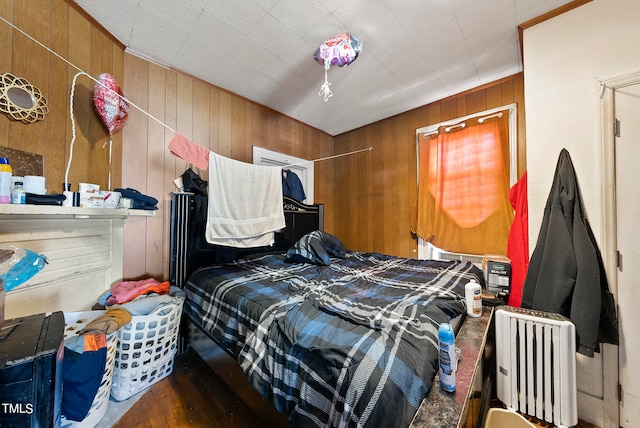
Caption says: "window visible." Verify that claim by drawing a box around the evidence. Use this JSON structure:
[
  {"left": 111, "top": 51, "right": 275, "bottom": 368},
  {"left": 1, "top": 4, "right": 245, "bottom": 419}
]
[{"left": 413, "top": 105, "right": 516, "bottom": 256}]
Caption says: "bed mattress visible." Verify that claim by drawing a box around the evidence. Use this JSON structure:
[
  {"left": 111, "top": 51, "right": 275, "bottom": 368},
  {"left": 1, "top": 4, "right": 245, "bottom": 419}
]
[{"left": 184, "top": 251, "right": 482, "bottom": 428}]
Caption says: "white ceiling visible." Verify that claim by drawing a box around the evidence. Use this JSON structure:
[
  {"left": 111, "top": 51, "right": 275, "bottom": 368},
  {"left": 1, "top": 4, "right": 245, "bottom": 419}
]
[{"left": 74, "top": 0, "right": 573, "bottom": 136}]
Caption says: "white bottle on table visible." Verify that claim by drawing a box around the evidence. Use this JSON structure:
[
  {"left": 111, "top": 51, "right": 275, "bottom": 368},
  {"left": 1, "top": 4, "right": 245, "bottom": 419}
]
[{"left": 465, "top": 279, "right": 482, "bottom": 317}]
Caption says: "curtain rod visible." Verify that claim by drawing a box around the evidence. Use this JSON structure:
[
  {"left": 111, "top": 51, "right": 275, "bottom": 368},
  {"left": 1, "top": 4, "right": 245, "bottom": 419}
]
[
  {"left": 445, "top": 122, "right": 465, "bottom": 132},
  {"left": 477, "top": 112, "right": 503, "bottom": 123},
  {"left": 422, "top": 110, "right": 505, "bottom": 137},
  {"left": 446, "top": 112, "right": 504, "bottom": 131}
]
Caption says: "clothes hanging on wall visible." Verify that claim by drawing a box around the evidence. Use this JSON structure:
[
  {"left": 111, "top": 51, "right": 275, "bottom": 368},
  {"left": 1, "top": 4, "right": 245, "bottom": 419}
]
[
  {"left": 521, "top": 149, "right": 618, "bottom": 357},
  {"left": 168, "top": 132, "right": 210, "bottom": 170},
  {"left": 282, "top": 169, "right": 306, "bottom": 202},
  {"left": 506, "top": 171, "right": 528, "bottom": 307}
]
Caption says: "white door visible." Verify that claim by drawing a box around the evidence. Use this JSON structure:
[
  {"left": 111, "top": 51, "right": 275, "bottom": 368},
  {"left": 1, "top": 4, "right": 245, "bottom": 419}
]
[{"left": 614, "top": 82, "right": 640, "bottom": 427}]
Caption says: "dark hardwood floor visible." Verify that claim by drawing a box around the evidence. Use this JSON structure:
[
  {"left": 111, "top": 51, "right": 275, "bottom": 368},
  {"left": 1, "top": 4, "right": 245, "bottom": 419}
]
[
  {"left": 113, "top": 348, "right": 601, "bottom": 428},
  {"left": 113, "top": 348, "right": 270, "bottom": 428}
]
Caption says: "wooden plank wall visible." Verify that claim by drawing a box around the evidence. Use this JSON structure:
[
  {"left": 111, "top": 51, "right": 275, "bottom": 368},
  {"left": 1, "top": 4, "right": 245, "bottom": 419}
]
[
  {"left": 0, "top": 0, "right": 124, "bottom": 194},
  {"left": 1, "top": 0, "right": 524, "bottom": 284},
  {"left": 333, "top": 74, "right": 526, "bottom": 258},
  {"left": 121, "top": 54, "right": 335, "bottom": 281},
  {"left": 0, "top": 0, "right": 334, "bottom": 285}
]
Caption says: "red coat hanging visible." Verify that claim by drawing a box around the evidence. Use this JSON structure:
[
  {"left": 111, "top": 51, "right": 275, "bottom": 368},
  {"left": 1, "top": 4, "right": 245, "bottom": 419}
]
[{"left": 507, "top": 171, "right": 529, "bottom": 307}]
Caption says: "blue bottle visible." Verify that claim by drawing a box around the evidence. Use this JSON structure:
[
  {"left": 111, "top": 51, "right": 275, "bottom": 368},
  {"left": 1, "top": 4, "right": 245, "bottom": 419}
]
[{"left": 438, "top": 322, "right": 456, "bottom": 392}]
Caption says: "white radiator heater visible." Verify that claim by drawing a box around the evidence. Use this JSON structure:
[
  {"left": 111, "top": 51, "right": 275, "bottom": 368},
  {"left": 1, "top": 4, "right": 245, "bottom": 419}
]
[{"left": 495, "top": 306, "right": 578, "bottom": 428}]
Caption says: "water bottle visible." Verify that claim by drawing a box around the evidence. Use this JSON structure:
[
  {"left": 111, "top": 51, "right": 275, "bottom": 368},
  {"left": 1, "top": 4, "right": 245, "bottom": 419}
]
[
  {"left": 465, "top": 279, "right": 482, "bottom": 317},
  {"left": 438, "top": 322, "right": 456, "bottom": 392},
  {"left": 0, "top": 158, "right": 12, "bottom": 204}
]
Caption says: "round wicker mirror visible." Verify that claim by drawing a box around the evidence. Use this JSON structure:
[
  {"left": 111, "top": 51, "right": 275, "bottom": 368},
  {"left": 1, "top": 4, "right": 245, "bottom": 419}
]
[{"left": 0, "top": 73, "right": 48, "bottom": 123}]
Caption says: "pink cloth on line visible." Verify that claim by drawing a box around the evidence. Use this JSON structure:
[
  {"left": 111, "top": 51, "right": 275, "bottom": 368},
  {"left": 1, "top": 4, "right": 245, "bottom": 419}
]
[
  {"left": 106, "top": 278, "right": 171, "bottom": 305},
  {"left": 168, "top": 132, "right": 209, "bottom": 170}
]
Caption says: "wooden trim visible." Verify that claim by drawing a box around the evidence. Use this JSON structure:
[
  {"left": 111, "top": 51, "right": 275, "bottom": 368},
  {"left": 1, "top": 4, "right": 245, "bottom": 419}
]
[
  {"left": 518, "top": 0, "right": 593, "bottom": 65},
  {"left": 518, "top": 0, "right": 593, "bottom": 31},
  {"left": 62, "top": 0, "right": 125, "bottom": 50}
]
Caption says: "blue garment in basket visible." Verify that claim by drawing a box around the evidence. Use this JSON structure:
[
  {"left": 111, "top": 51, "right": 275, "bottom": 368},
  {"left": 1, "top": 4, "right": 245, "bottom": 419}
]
[{"left": 61, "top": 333, "right": 107, "bottom": 421}]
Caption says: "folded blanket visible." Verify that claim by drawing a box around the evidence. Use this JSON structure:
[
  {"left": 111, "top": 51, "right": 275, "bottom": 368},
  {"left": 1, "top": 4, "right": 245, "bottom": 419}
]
[{"left": 206, "top": 151, "right": 285, "bottom": 248}]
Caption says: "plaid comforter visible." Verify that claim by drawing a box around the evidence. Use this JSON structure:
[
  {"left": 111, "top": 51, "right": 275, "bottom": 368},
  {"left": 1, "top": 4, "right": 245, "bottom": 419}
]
[{"left": 184, "top": 251, "right": 483, "bottom": 428}]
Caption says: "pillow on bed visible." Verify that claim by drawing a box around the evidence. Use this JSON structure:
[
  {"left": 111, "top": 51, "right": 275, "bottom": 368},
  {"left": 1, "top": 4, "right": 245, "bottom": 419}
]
[{"left": 286, "top": 231, "right": 347, "bottom": 265}]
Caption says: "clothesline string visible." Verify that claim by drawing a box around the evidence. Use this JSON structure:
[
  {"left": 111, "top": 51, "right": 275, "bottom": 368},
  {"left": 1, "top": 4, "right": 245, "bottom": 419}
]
[
  {"left": 282, "top": 147, "right": 372, "bottom": 168},
  {"left": 0, "top": 15, "right": 174, "bottom": 133},
  {"left": 0, "top": 16, "right": 374, "bottom": 166}
]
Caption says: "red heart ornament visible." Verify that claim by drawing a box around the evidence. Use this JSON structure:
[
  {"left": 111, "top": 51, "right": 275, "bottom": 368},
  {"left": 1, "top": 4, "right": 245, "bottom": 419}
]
[{"left": 93, "top": 73, "right": 129, "bottom": 135}]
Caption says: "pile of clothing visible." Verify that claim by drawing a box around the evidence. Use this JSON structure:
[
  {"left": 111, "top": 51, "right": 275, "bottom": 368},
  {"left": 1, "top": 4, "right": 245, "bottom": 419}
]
[
  {"left": 61, "top": 278, "right": 185, "bottom": 422},
  {"left": 61, "top": 309, "right": 131, "bottom": 422},
  {"left": 98, "top": 277, "right": 185, "bottom": 317}
]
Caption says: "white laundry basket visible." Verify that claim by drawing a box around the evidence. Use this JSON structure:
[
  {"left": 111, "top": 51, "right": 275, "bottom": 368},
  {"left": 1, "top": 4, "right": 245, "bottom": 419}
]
[
  {"left": 61, "top": 311, "right": 118, "bottom": 428},
  {"left": 110, "top": 298, "right": 184, "bottom": 401},
  {"left": 483, "top": 408, "right": 536, "bottom": 428}
]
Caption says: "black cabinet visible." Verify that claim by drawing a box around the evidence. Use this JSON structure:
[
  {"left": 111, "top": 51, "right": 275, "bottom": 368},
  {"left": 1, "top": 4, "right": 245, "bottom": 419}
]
[{"left": 0, "top": 312, "right": 64, "bottom": 427}]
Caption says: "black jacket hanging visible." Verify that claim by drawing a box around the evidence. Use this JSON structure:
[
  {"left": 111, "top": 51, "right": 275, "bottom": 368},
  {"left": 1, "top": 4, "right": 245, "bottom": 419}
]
[
  {"left": 282, "top": 169, "right": 306, "bottom": 202},
  {"left": 521, "top": 148, "right": 618, "bottom": 357}
]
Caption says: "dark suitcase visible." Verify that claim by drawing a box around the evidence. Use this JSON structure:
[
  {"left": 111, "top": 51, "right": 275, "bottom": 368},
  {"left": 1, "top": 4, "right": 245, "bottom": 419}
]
[{"left": 0, "top": 311, "right": 64, "bottom": 427}]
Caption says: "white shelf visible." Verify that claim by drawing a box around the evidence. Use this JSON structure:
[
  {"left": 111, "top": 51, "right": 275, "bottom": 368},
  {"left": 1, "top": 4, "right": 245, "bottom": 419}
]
[{"left": 0, "top": 203, "right": 156, "bottom": 219}]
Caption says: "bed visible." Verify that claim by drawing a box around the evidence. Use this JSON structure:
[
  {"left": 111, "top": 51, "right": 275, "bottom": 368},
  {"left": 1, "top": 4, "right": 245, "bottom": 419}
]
[{"left": 169, "top": 192, "right": 493, "bottom": 428}]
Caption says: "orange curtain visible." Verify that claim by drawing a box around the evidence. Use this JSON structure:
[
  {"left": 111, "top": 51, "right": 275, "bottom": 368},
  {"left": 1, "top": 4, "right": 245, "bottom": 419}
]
[{"left": 412, "top": 112, "right": 513, "bottom": 255}]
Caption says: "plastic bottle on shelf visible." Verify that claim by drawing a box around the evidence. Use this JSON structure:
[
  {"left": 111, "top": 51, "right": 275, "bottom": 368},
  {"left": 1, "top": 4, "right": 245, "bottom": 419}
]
[
  {"left": 0, "top": 158, "right": 12, "bottom": 204},
  {"left": 62, "top": 182, "right": 73, "bottom": 207},
  {"left": 465, "top": 279, "right": 482, "bottom": 317},
  {"left": 11, "top": 181, "right": 26, "bottom": 204}
]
